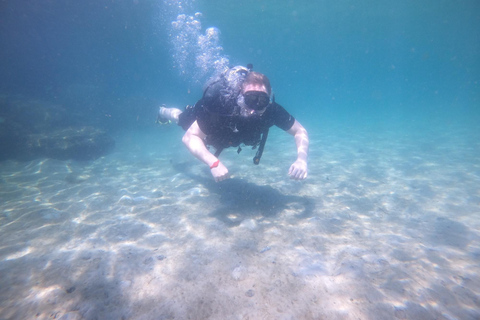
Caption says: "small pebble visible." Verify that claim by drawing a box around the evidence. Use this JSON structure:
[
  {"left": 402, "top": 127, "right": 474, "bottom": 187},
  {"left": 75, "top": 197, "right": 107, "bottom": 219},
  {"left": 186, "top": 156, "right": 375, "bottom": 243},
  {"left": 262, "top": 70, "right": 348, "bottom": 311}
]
[
  {"left": 231, "top": 266, "right": 247, "bottom": 281},
  {"left": 245, "top": 289, "right": 254, "bottom": 297},
  {"left": 260, "top": 246, "right": 271, "bottom": 253},
  {"left": 157, "top": 255, "right": 166, "bottom": 261},
  {"left": 143, "top": 257, "right": 154, "bottom": 265},
  {"left": 66, "top": 286, "right": 76, "bottom": 294}
]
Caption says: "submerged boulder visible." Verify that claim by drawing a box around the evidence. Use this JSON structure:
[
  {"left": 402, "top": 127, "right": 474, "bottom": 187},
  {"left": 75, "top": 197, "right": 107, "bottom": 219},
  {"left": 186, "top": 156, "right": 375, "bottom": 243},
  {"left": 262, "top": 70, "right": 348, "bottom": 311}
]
[
  {"left": 21, "top": 126, "right": 115, "bottom": 161},
  {"left": 0, "top": 97, "right": 115, "bottom": 161}
]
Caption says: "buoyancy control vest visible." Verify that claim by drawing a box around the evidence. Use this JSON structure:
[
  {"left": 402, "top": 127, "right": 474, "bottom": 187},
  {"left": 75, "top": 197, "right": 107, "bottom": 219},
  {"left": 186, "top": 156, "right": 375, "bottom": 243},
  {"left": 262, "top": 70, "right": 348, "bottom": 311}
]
[{"left": 200, "top": 65, "right": 270, "bottom": 165}]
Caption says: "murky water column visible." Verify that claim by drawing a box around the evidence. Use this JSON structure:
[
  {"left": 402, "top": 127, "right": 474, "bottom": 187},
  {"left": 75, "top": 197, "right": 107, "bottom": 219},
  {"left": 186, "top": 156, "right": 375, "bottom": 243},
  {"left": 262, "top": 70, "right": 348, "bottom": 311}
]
[{"left": 162, "top": 0, "right": 230, "bottom": 85}]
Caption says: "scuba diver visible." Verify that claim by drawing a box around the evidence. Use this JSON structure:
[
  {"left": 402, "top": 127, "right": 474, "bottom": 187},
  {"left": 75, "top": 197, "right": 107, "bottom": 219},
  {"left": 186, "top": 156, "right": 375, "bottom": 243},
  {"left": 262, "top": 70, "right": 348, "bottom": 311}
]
[{"left": 157, "top": 65, "right": 309, "bottom": 182}]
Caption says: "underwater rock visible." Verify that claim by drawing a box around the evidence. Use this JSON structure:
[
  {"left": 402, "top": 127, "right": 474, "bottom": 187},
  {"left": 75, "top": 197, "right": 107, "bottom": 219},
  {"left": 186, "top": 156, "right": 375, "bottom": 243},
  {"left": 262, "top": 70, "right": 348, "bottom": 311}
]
[
  {"left": 0, "top": 98, "right": 71, "bottom": 134},
  {"left": 2, "top": 126, "right": 115, "bottom": 161},
  {"left": 23, "top": 126, "right": 115, "bottom": 161},
  {"left": 0, "top": 98, "right": 115, "bottom": 161}
]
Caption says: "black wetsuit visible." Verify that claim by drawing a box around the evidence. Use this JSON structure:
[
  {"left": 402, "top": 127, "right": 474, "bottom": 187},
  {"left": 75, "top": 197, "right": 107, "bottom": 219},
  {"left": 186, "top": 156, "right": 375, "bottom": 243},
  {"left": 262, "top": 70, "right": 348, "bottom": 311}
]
[
  {"left": 178, "top": 99, "right": 295, "bottom": 152},
  {"left": 177, "top": 76, "right": 295, "bottom": 160}
]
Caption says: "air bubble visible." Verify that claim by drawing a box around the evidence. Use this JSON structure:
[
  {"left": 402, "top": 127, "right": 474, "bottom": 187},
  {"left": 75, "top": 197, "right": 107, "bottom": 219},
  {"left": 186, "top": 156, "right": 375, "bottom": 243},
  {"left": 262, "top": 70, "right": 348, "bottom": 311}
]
[{"left": 168, "top": 9, "right": 229, "bottom": 83}]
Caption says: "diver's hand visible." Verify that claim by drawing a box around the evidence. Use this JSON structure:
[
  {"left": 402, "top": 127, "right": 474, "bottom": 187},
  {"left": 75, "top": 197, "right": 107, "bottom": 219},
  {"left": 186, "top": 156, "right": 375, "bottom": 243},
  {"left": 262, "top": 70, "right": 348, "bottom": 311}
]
[
  {"left": 288, "top": 159, "right": 308, "bottom": 180},
  {"left": 211, "top": 161, "right": 230, "bottom": 182}
]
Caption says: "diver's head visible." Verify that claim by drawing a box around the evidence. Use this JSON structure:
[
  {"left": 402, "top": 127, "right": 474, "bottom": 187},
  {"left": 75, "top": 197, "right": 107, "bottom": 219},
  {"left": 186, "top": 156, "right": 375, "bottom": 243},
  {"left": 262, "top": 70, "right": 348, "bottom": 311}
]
[{"left": 238, "top": 71, "right": 272, "bottom": 115}]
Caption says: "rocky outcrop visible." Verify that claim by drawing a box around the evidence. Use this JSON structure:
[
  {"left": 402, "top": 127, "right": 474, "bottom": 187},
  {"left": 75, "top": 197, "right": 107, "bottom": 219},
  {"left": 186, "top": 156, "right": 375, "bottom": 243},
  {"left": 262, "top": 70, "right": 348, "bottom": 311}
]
[
  {"left": 23, "top": 126, "right": 115, "bottom": 161},
  {"left": 0, "top": 97, "right": 115, "bottom": 161}
]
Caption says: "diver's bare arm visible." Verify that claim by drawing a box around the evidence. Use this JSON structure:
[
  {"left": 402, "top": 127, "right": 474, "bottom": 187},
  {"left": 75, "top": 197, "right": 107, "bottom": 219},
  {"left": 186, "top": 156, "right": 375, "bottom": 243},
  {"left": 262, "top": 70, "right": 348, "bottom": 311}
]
[
  {"left": 182, "top": 121, "right": 229, "bottom": 182},
  {"left": 182, "top": 121, "right": 215, "bottom": 164},
  {"left": 286, "top": 120, "right": 309, "bottom": 180}
]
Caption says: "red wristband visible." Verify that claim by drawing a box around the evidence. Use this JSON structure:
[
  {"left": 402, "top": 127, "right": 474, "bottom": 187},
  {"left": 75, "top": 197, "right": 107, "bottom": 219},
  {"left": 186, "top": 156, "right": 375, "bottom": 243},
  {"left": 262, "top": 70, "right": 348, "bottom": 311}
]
[{"left": 210, "top": 160, "right": 220, "bottom": 169}]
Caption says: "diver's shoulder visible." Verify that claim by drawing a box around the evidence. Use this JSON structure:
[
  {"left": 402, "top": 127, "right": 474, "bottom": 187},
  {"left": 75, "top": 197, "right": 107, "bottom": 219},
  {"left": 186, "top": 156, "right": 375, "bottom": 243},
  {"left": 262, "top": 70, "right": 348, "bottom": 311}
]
[{"left": 268, "top": 101, "right": 288, "bottom": 112}]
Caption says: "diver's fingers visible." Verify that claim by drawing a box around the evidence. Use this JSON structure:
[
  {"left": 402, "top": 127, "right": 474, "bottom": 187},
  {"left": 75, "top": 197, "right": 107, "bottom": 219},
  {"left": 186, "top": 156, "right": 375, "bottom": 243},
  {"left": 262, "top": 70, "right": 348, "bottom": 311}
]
[
  {"left": 289, "top": 166, "right": 299, "bottom": 179},
  {"left": 288, "top": 164, "right": 296, "bottom": 176},
  {"left": 289, "top": 167, "right": 307, "bottom": 180},
  {"left": 299, "top": 171, "right": 307, "bottom": 180},
  {"left": 215, "top": 173, "right": 230, "bottom": 182},
  {"left": 212, "top": 163, "right": 230, "bottom": 182}
]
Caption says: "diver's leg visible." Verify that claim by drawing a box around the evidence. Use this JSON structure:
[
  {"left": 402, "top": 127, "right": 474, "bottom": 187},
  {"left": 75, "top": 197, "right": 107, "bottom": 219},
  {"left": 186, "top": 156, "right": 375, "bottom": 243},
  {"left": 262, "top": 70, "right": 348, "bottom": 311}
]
[{"left": 157, "top": 105, "right": 182, "bottom": 124}]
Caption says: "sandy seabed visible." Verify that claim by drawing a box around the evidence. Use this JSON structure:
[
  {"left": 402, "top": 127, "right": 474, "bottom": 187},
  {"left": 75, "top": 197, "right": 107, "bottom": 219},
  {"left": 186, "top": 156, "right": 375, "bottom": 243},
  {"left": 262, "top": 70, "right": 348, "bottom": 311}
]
[{"left": 0, "top": 122, "right": 479, "bottom": 320}]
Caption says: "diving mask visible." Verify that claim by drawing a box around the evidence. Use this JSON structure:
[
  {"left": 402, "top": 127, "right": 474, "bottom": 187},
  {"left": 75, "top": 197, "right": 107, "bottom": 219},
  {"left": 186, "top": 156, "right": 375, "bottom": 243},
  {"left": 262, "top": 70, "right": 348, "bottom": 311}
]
[{"left": 243, "top": 91, "right": 270, "bottom": 111}]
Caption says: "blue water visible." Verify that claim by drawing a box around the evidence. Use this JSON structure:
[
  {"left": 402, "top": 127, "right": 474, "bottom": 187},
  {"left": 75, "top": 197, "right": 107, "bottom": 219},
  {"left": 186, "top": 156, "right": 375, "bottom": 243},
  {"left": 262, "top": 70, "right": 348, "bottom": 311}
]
[
  {"left": 1, "top": 1, "right": 480, "bottom": 319},
  {"left": 1, "top": 0, "right": 479, "bottom": 131}
]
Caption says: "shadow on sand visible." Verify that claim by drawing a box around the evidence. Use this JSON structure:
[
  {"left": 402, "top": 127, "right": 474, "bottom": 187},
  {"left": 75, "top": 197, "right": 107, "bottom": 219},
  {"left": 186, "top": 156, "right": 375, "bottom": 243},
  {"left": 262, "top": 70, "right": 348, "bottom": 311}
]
[{"left": 172, "top": 162, "right": 316, "bottom": 227}]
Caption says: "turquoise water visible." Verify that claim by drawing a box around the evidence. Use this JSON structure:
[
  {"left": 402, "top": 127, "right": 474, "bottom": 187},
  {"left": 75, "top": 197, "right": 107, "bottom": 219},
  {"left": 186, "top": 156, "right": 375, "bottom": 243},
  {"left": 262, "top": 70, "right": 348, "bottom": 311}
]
[
  {"left": 0, "top": 1, "right": 479, "bottom": 319},
  {"left": 1, "top": 1, "right": 478, "bottom": 129}
]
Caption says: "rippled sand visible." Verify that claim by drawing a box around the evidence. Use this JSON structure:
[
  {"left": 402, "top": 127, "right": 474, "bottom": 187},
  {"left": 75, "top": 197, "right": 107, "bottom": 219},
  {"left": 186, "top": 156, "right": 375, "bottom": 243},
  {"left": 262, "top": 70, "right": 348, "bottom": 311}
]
[{"left": 1, "top": 123, "right": 479, "bottom": 320}]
